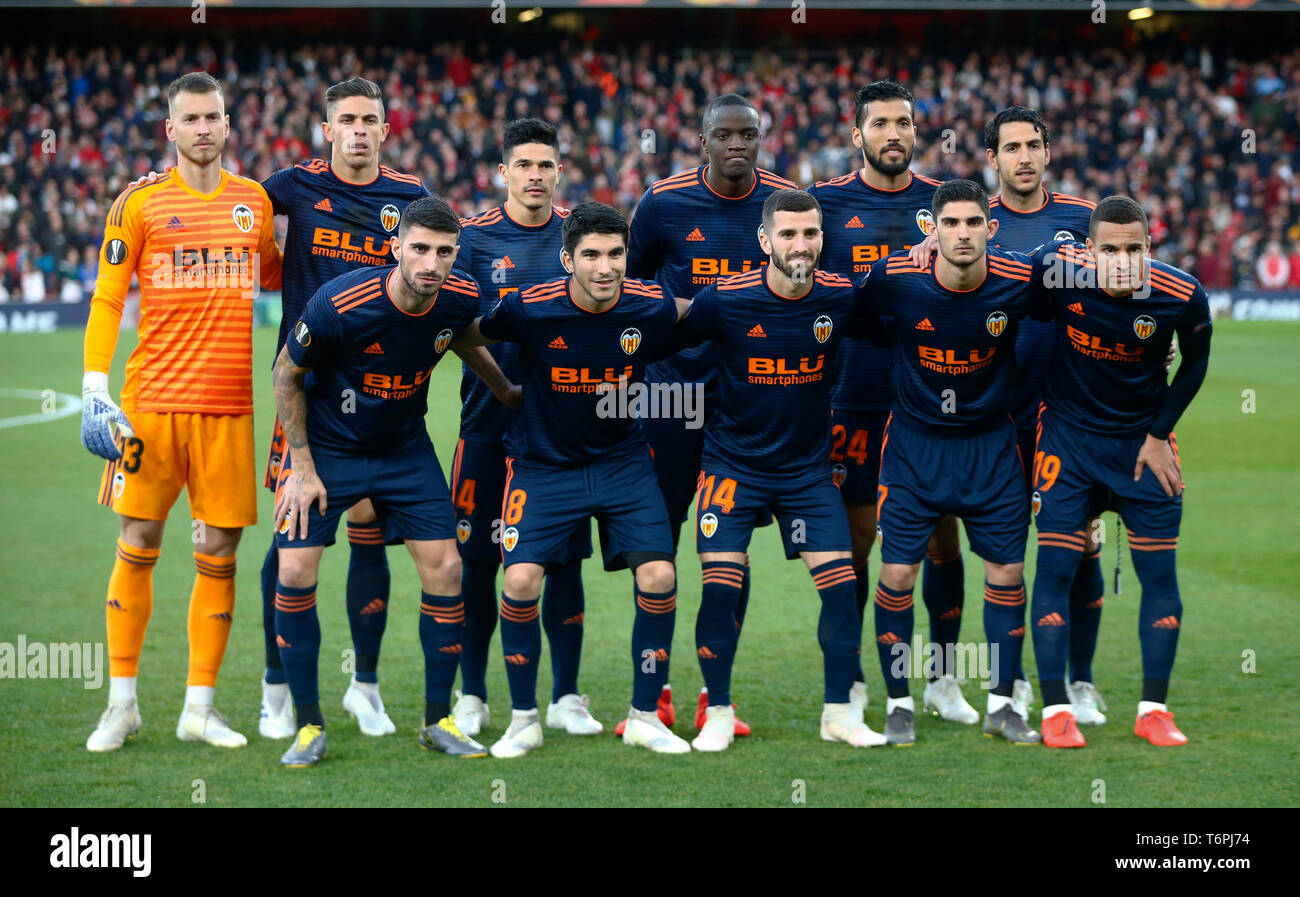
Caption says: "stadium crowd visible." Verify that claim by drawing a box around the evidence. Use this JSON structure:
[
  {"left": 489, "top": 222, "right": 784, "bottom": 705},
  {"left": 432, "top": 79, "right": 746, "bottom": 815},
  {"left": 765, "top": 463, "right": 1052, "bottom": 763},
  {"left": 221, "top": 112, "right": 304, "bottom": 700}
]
[{"left": 1, "top": 37, "right": 1298, "bottom": 302}]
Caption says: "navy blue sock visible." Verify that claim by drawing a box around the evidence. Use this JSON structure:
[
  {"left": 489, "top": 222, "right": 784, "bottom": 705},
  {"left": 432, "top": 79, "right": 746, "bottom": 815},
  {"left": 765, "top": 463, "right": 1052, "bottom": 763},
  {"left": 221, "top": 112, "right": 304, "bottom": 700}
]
[
  {"left": 696, "top": 562, "right": 744, "bottom": 708},
  {"left": 632, "top": 582, "right": 676, "bottom": 712},
  {"left": 1131, "top": 537, "right": 1181, "bottom": 689},
  {"left": 812, "top": 560, "right": 859, "bottom": 704},
  {"left": 734, "top": 564, "right": 752, "bottom": 630},
  {"left": 922, "top": 548, "right": 964, "bottom": 678},
  {"left": 499, "top": 593, "right": 541, "bottom": 711},
  {"left": 983, "top": 580, "right": 1027, "bottom": 698},
  {"left": 418, "top": 592, "right": 464, "bottom": 719},
  {"left": 852, "top": 558, "right": 869, "bottom": 682},
  {"left": 1031, "top": 538, "right": 1084, "bottom": 708},
  {"left": 274, "top": 581, "right": 322, "bottom": 724},
  {"left": 261, "top": 538, "right": 285, "bottom": 684},
  {"left": 542, "top": 560, "right": 584, "bottom": 701},
  {"left": 346, "top": 521, "right": 390, "bottom": 684},
  {"left": 1068, "top": 548, "right": 1104, "bottom": 684},
  {"left": 874, "top": 581, "right": 914, "bottom": 699},
  {"left": 459, "top": 558, "right": 499, "bottom": 701}
]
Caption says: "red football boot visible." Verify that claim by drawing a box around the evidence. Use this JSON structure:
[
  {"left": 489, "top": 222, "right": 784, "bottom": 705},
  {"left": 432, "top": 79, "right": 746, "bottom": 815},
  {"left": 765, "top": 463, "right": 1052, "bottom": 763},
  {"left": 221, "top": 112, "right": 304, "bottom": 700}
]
[
  {"left": 1042, "top": 710, "right": 1086, "bottom": 748},
  {"left": 615, "top": 684, "right": 674, "bottom": 736},
  {"left": 696, "top": 687, "right": 752, "bottom": 736},
  {"left": 1135, "top": 709, "right": 1188, "bottom": 746}
]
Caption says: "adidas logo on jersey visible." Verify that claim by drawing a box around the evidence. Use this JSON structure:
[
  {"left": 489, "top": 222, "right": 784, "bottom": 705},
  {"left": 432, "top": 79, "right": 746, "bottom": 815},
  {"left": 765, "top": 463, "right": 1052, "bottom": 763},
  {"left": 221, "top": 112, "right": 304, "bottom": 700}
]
[
  {"left": 165, "top": 216, "right": 184, "bottom": 229},
  {"left": 1067, "top": 302, "right": 1085, "bottom": 315},
  {"left": 364, "top": 342, "right": 384, "bottom": 354},
  {"left": 314, "top": 198, "right": 333, "bottom": 212},
  {"left": 844, "top": 215, "right": 864, "bottom": 228},
  {"left": 685, "top": 228, "right": 705, "bottom": 242},
  {"left": 495, "top": 256, "right": 516, "bottom": 269},
  {"left": 915, "top": 318, "right": 935, "bottom": 331},
  {"left": 548, "top": 336, "right": 568, "bottom": 349},
  {"left": 747, "top": 324, "right": 767, "bottom": 338}
]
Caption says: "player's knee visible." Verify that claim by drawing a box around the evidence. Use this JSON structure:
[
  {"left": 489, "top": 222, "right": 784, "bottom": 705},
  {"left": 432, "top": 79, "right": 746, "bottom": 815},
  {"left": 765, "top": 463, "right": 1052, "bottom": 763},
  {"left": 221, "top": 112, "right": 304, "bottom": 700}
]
[
  {"left": 930, "top": 515, "right": 960, "bottom": 554},
  {"left": 634, "top": 560, "right": 676, "bottom": 595},
  {"left": 276, "top": 549, "right": 319, "bottom": 588},
  {"left": 418, "top": 548, "right": 462, "bottom": 595},
  {"left": 119, "top": 515, "right": 165, "bottom": 551},
  {"left": 503, "top": 563, "right": 543, "bottom": 601},
  {"left": 346, "top": 500, "right": 378, "bottom": 525},
  {"left": 193, "top": 523, "right": 242, "bottom": 556},
  {"left": 984, "top": 561, "right": 1024, "bottom": 586},
  {"left": 879, "top": 562, "right": 919, "bottom": 592}
]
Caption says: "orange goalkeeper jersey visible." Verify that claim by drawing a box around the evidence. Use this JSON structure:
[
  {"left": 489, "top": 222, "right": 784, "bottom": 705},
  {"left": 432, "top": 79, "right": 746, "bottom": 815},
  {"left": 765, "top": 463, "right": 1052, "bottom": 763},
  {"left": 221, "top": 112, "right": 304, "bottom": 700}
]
[{"left": 85, "top": 168, "right": 283, "bottom": 414}]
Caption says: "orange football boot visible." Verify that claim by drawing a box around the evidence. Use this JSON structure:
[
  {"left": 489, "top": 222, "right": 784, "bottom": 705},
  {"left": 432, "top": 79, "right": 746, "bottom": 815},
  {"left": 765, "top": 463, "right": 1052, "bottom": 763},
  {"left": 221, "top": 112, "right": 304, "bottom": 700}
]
[
  {"left": 1134, "top": 709, "right": 1188, "bottom": 746},
  {"left": 1042, "top": 710, "right": 1086, "bottom": 748}
]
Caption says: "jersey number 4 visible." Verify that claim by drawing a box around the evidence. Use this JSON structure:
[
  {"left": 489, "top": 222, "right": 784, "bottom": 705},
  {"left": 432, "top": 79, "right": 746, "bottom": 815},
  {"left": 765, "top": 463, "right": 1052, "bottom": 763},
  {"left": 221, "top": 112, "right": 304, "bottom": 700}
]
[{"left": 830, "top": 425, "right": 869, "bottom": 466}]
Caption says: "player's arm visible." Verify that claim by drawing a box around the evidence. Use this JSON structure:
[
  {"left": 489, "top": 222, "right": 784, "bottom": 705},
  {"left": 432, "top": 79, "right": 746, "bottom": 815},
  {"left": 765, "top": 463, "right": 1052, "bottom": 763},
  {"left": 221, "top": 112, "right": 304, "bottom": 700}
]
[
  {"left": 846, "top": 269, "right": 893, "bottom": 346},
  {"left": 254, "top": 188, "right": 284, "bottom": 289},
  {"left": 1137, "top": 288, "right": 1213, "bottom": 496},
  {"left": 454, "top": 344, "right": 521, "bottom": 410},
  {"left": 650, "top": 289, "right": 710, "bottom": 361},
  {"left": 626, "top": 190, "right": 665, "bottom": 280},
  {"left": 81, "top": 192, "right": 145, "bottom": 460},
  {"left": 453, "top": 290, "right": 525, "bottom": 348},
  {"left": 271, "top": 344, "right": 326, "bottom": 541},
  {"left": 1027, "top": 241, "right": 1069, "bottom": 322}
]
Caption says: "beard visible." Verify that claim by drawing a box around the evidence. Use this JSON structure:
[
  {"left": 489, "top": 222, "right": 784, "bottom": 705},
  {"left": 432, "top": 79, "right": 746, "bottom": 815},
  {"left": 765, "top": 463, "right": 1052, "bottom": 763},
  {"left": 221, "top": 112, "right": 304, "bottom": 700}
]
[
  {"left": 864, "top": 141, "right": 912, "bottom": 177},
  {"left": 773, "top": 249, "right": 816, "bottom": 283},
  {"left": 177, "top": 136, "right": 223, "bottom": 166},
  {"left": 401, "top": 266, "right": 441, "bottom": 297}
]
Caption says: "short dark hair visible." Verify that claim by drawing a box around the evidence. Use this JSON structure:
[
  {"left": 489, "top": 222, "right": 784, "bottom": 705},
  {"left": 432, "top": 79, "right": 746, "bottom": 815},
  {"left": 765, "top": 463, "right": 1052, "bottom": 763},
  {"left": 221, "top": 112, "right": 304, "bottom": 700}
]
[
  {"left": 399, "top": 196, "right": 460, "bottom": 238},
  {"left": 702, "top": 93, "right": 758, "bottom": 132},
  {"left": 502, "top": 118, "right": 559, "bottom": 163},
  {"left": 762, "top": 189, "right": 822, "bottom": 233},
  {"left": 854, "top": 80, "right": 915, "bottom": 131},
  {"left": 561, "top": 202, "right": 628, "bottom": 256},
  {"left": 1089, "top": 195, "right": 1149, "bottom": 238},
  {"left": 167, "top": 72, "right": 223, "bottom": 114},
  {"left": 932, "top": 179, "right": 990, "bottom": 219},
  {"left": 325, "top": 77, "right": 384, "bottom": 120},
  {"left": 984, "top": 106, "right": 1050, "bottom": 153}
]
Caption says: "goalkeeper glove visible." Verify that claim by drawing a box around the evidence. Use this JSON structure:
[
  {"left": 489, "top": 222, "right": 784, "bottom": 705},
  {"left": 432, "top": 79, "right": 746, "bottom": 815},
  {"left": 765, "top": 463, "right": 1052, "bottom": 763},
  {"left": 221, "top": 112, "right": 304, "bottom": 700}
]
[{"left": 80, "top": 371, "right": 133, "bottom": 460}]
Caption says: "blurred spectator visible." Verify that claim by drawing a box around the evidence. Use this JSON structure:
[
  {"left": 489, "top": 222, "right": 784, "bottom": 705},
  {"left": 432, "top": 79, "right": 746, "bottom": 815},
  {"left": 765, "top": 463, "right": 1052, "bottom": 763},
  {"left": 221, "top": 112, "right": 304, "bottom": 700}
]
[
  {"left": 1255, "top": 240, "right": 1291, "bottom": 289},
  {"left": 1, "top": 37, "right": 1296, "bottom": 292}
]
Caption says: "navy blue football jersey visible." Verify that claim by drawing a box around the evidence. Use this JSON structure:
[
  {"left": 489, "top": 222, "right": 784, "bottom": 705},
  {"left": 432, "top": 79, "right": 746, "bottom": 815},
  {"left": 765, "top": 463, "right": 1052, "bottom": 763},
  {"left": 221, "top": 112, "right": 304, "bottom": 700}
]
[
  {"left": 990, "top": 188, "right": 1095, "bottom": 429},
  {"left": 478, "top": 277, "right": 679, "bottom": 466},
  {"left": 287, "top": 266, "right": 478, "bottom": 455},
  {"left": 860, "top": 248, "right": 1035, "bottom": 433},
  {"left": 453, "top": 203, "right": 569, "bottom": 441},
  {"left": 1031, "top": 241, "right": 1212, "bottom": 438},
  {"left": 808, "top": 170, "right": 945, "bottom": 414},
  {"left": 627, "top": 164, "right": 797, "bottom": 386},
  {"left": 263, "top": 160, "right": 429, "bottom": 356},
  {"left": 680, "top": 269, "right": 858, "bottom": 486}
]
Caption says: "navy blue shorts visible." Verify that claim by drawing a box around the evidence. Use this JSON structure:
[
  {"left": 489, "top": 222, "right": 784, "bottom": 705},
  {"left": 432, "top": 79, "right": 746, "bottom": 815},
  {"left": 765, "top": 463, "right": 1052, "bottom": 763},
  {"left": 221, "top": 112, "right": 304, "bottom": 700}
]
[
  {"left": 1032, "top": 409, "right": 1182, "bottom": 539},
  {"left": 829, "top": 408, "right": 890, "bottom": 507},
  {"left": 500, "top": 448, "right": 673, "bottom": 571},
  {"left": 876, "top": 415, "right": 1029, "bottom": 565},
  {"left": 274, "top": 439, "right": 456, "bottom": 549},
  {"left": 643, "top": 413, "right": 703, "bottom": 528},
  {"left": 450, "top": 436, "right": 591, "bottom": 563},
  {"left": 695, "top": 464, "right": 851, "bottom": 559},
  {"left": 1017, "top": 426, "right": 1037, "bottom": 497}
]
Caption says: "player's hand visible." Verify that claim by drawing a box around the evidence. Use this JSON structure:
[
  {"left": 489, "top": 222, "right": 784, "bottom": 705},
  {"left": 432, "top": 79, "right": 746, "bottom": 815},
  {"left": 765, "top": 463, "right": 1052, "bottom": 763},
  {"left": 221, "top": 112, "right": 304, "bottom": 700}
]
[
  {"left": 80, "top": 371, "right": 133, "bottom": 460},
  {"left": 908, "top": 232, "right": 938, "bottom": 267},
  {"left": 1165, "top": 335, "right": 1178, "bottom": 373},
  {"left": 501, "top": 384, "right": 523, "bottom": 410},
  {"left": 274, "top": 466, "right": 327, "bottom": 542},
  {"left": 1134, "top": 434, "right": 1183, "bottom": 497},
  {"left": 126, "top": 166, "right": 172, "bottom": 189}
]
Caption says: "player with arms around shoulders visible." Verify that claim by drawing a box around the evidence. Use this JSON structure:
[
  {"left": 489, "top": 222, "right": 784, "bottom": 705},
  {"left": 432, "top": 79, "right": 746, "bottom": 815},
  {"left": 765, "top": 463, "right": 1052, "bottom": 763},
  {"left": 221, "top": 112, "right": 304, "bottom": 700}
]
[
  {"left": 680, "top": 189, "right": 887, "bottom": 751},
  {"left": 456, "top": 202, "right": 694, "bottom": 758},
  {"left": 272, "top": 198, "right": 516, "bottom": 767},
  {"left": 1026, "top": 196, "right": 1211, "bottom": 748},
  {"left": 82, "top": 72, "right": 283, "bottom": 752}
]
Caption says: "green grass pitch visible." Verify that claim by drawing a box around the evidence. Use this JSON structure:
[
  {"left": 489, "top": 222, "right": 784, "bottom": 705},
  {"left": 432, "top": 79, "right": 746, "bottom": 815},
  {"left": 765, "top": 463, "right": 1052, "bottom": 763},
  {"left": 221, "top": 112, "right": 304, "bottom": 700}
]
[{"left": 0, "top": 322, "right": 1295, "bottom": 807}]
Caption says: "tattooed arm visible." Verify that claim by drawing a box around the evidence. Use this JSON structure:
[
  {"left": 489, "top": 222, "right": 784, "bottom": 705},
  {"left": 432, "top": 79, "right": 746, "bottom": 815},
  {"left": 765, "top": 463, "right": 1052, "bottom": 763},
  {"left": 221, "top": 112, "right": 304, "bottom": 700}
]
[{"left": 272, "top": 344, "right": 327, "bottom": 541}]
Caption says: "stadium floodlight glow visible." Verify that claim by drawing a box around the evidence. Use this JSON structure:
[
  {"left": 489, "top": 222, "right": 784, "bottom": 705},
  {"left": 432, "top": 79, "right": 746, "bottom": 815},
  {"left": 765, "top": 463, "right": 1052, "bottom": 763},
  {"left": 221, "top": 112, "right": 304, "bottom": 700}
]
[
  {"left": 519, "top": 7, "right": 543, "bottom": 23},
  {"left": 1128, "top": 7, "right": 1155, "bottom": 19}
]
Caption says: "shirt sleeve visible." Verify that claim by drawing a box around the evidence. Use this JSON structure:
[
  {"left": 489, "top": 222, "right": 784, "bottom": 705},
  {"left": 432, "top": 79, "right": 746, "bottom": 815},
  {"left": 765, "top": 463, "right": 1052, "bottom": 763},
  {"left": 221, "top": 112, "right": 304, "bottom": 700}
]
[
  {"left": 1028, "top": 240, "right": 1068, "bottom": 322},
  {"left": 255, "top": 187, "right": 284, "bottom": 290},
  {"left": 478, "top": 288, "right": 525, "bottom": 343},
  {"left": 626, "top": 188, "right": 664, "bottom": 281},
  {"left": 675, "top": 284, "right": 718, "bottom": 347},
  {"left": 83, "top": 189, "right": 146, "bottom": 373},
  {"left": 261, "top": 167, "right": 294, "bottom": 215},
  {"left": 452, "top": 223, "right": 473, "bottom": 276},
  {"left": 1149, "top": 285, "right": 1212, "bottom": 440},
  {"left": 286, "top": 289, "right": 342, "bottom": 370},
  {"left": 845, "top": 269, "right": 892, "bottom": 346}
]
